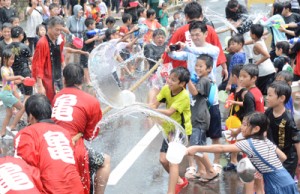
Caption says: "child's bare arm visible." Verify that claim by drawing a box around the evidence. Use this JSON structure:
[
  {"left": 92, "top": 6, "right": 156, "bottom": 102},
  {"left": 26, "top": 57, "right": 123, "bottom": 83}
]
[
  {"left": 187, "top": 81, "right": 198, "bottom": 96},
  {"left": 3, "top": 74, "right": 24, "bottom": 82},
  {"left": 187, "top": 144, "right": 241, "bottom": 156},
  {"left": 276, "top": 148, "right": 287, "bottom": 162},
  {"left": 295, "top": 143, "right": 300, "bottom": 163},
  {"left": 155, "top": 107, "right": 177, "bottom": 117}
]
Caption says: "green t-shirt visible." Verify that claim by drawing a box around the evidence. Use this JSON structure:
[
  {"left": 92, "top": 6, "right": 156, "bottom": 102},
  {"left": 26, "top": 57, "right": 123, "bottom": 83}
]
[
  {"left": 156, "top": 85, "right": 192, "bottom": 135},
  {"left": 159, "top": 10, "right": 168, "bottom": 27}
]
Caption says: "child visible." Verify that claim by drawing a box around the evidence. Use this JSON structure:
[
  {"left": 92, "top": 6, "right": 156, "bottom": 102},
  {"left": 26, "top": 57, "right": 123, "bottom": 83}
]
[
  {"left": 223, "top": 64, "right": 247, "bottom": 171},
  {"left": 81, "top": 18, "right": 104, "bottom": 86},
  {"left": 265, "top": 80, "right": 300, "bottom": 179},
  {"left": 34, "top": 24, "right": 46, "bottom": 48},
  {"left": 9, "top": 17, "right": 20, "bottom": 27},
  {"left": 187, "top": 112, "right": 299, "bottom": 194},
  {"left": 105, "top": 16, "right": 116, "bottom": 29},
  {"left": 7, "top": 26, "right": 33, "bottom": 100},
  {"left": 186, "top": 54, "right": 220, "bottom": 181},
  {"left": 226, "top": 34, "right": 246, "bottom": 91},
  {"left": 119, "top": 13, "right": 132, "bottom": 37},
  {"left": 0, "top": 23, "right": 12, "bottom": 66},
  {"left": 275, "top": 71, "right": 294, "bottom": 115},
  {"left": 151, "top": 67, "right": 191, "bottom": 194},
  {"left": 0, "top": 49, "right": 25, "bottom": 138},
  {"left": 97, "top": 0, "right": 108, "bottom": 18},
  {"left": 144, "top": 9, "right": 162, "bottom": 43},
  {"left": 144, "top": 29, "right": 167, "bottom": 70},
  {"left": 137, "top": 7, "right": 146, "bottom": 25},
  {"left": 274, "top": 41, "right": 293, "bottom": 73},
  {"left": 250, "top": 24, "right": 276, "bottom": 95},
  {"left": 219, "top": 37, "right": 234, "bottom": 91},
  {"left": 167, "top": 21, "right": 176, "bottom": 42},
  {"left": 159, "top": 3, "right": 168, "bottom": 28}
]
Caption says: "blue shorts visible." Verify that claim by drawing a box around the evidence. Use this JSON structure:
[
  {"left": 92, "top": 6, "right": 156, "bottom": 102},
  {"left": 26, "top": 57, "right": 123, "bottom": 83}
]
[
  {"left": 0, "top": 90, "right": 18, "bottom": 108},
  {"left": 207, "top": 104, "right": 222, "bottom": 139},
  {"left": 190, "top": 127, "right": 207, "bottom": 146}
]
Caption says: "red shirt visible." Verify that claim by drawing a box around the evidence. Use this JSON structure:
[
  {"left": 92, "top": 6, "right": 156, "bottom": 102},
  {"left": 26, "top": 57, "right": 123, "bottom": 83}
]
[
  {"left": 0, "top": 157, "right": 43, "bottom": 194},
  {"left": 32, "top": 35, "right": 65, "bottom": 103},
  {"left": 163, "top": 24, "right": 226, "bottom": 68},
  {"left": 295, "top": 51, "right": 300, "bottom": 76},
  {"left": 52, "top": 87, "right": 102, "bottom": 194},
  {"left": 249, "top": 87, "right": 265, "bottom": 113},
  {"left": 14, "top": 121, "right": 84, "bottom": 194}
]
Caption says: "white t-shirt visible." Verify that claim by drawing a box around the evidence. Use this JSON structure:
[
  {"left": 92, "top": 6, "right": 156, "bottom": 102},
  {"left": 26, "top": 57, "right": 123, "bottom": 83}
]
[
  {"left": 99, "top": 2, "right": 107, "bottom": 15},
  {"left": 26, "top": 6, "right": 43, "bottom": 38}
]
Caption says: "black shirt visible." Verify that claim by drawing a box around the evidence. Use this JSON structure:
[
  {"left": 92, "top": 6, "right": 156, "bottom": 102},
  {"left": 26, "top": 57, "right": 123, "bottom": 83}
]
[
  {"left": 225, "top": 4, "right": 248, "bottom": 22},
  {"left": 0, "top": 7, "right": 17, "bottom": 25},
  {"left": 283, "top": 13, "right": 300, "bottom": 39},
  {"left": 46, "top": 35, "right": 62, "bottom": 81}
]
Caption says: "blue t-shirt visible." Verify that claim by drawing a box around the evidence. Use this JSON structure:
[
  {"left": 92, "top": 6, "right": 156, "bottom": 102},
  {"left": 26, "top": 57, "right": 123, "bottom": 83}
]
[
  {"left": 229, "top": 52, "right": 246, "bottom": 76},
  {"left": 285, "top": 96, "right": 294, "bottom": 116}
]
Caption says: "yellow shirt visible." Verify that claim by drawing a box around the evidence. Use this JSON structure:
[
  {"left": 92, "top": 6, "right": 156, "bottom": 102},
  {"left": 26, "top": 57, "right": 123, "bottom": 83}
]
[{"left": 157, "top": 85, "right": 192, "bottom": 135}]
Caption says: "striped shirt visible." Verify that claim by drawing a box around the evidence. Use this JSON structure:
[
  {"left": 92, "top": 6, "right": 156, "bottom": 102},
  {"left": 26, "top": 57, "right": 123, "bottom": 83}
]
[{"left": 236, "top": 138, "right": 283, "bottom": 173}]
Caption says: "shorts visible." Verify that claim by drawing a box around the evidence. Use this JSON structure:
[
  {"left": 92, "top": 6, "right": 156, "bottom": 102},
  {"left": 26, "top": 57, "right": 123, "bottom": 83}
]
[
  {"left": 104, "top": 0, "right": 111, "bottom": 8},
  {"left": 88, "top": 147, "right": 105, "bottom": 176},
  {"left": 80, "top": 54, "right": 89, "bottom": 68},
  {"left": 160, "top": 135, "right": 190, "bottom": 153},
  {"left": 190, "top": 127, "right": 207, "bottom": 146},
  {"left": 256, "top": 73, "right": 275, "bottom": 95},
  {"left": 17, "top": 83, "right": 33, "bottom": 96},
  {"left": 283, "top": 147, "right": 298, "bottom": 178},
  {"left": 0, "top": 90, "right": 18, "bottom": 108},
  {"left": 207, "top": 104, "right": 222, "bottom": 139}
]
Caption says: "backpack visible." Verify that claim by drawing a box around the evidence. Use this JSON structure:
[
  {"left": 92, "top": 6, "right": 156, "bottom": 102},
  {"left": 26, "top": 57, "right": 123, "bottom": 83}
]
[{"left": 207, "top": 82, "right": 217, "bottom": 108}]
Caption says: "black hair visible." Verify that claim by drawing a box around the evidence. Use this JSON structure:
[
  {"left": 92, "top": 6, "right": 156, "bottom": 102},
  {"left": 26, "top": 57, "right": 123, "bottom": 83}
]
[
  {"left": 25, "top": 94, "right": 52, "bottom": 121},
  {"left": 48, "top": 16, "right": 65, "bottom": 28},
  {"left": 173, "top": 11, "right": 180, "bottom": 18},
  {"left": 241, "top": 64, "right": 259, "bottom": 78},
  {"left": 197, "top": 54, "right": 213, "bottom": 69},
  {"left": 2, "top": 23, "right": 12, "bottom": 30},
  {"left": 227, "top": 0, "right": 239, "bottom": 9},
  {"left": 36, "top": 24, "right": 46, "bottom": 36},
  {"left": 184, "top": 2, "right": 202, "bottom": 20},
  {"left": 282, "top": 1, "right": 291, "bottom": 10},
  {"left": 273, "top": 2, "right": 284, "bottom": 15},
  {"left": 275, "top": 41, "right": 289, "bottom": 55},
  {"left": 137, "top": 7, "right": 145, "bottom": 17},
  {"left": 105, "top": 28, "right": 117, "bottom": 40},
  {"left": 2, "top": 48, "right": 13, "bottom": 66},
  {"left": 243, "top": 112, "right": 269, "bottom": 139},
  {"left": 170, "top": 66, "right": 190, "bottom": 84},
  {"left": 170, "top": 21, "right": 176, "bottom": 28},
  {"left": 122, "top": 13, "right": 132, "bottom": 24},
  {"left": 85, "top": 17, "right": 95, "bottom": 28},
  {"left": 49, "top": 3, "right": 59, "bottom": 10},
  {"left": 189, "top": 21, "right": 207, "bottom": 33},
  {"left": 227, "top": 37, "right": 234, "bottom": 48},
  {"left": 275, "top": 70, "right": 293, "bottom": 83},
  {"left": 250, "top": 24, "right": 264, "bottom": 39},
  {"left": 63, "top": 63, "right": 84, "bottom": 87},
  {"left": 106, "top": 16, "right": 116, "bottom": 25},
  {"left": 147, "top": 9, "right": 156, "bottom": 18},
  {"left": 11, "top": 26, "right": 24, "bottom": 38},
  {"left": 9, "top": 17, "right": 19, "bottom": 24},
  {"left": 268, "top": 80, "right": 291, "bottom": 104},
  {"left": 232, "top": 64, "right": 244, "bottom": 77},
  {"left": 231, "top": 34, "right": 244, "bottom": 45},
  {"left": 153, "top": 29, "right": 166, "bottom": 37}
]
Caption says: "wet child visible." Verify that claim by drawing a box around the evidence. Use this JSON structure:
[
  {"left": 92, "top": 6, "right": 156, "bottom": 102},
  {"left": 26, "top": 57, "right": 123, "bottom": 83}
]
[
  {"left": 0, "top": 48, "right": 25, "bottom": 139},
  {"left": 105, "top": 16, "right": 116, "bottom": 29},
  {"left": 226, "top": 34, "right": 246, "bottom": 91},
  {"left": 265, "top": 80, "right": 300, "bottom": 180},
  {"left": 250, "top": 24, "right": 276, "bottom": 95},
  {"left": 34, "top": 24, "right": 46, "bottom": 48},
  {"left": 137, "top": 7, "right": 146, "bottom": 25},
  {"left": 187, "top": 112, "right": 299, "bottom": 194},
  {"left": 0, "top": 23, "right": 12, "bottom": 66},
  {"left": 275, "top": 71, "right": 294, "bottom": 115},
  {"left": 274, "top": 41, "right": 293, "bottom": 74},
  {"left": 150, "top": 67, "right": 191, "bottom": 194},
  {"left": 186, "top": 54, "right": 220, "bottom": 182},
  {"left": 81, "top": 18, "right": 104, "bottom": 86}
]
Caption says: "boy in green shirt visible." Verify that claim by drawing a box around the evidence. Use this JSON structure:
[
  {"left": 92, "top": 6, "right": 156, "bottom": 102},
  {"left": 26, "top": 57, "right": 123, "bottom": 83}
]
[{"left": 151, "top": 66, "right": 191, "bottom": 194}]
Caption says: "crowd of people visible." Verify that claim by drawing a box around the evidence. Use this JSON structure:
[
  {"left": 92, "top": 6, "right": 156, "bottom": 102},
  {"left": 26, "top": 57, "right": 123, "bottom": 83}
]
[{"left": 1, "top": 0, "right": 300, "bottom": 193}]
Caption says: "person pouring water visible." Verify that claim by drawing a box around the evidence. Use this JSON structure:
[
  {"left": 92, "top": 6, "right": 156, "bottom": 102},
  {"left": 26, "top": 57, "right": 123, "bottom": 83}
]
[{"left": 186, "top": 112, "right": 298, "bottom": 194}]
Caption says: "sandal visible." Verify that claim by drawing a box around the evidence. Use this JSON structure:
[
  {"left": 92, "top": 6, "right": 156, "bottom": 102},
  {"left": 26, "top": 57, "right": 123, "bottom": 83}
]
[
  {"left": 213, "top": 163, "right": 223, "bottom": 174},
  {"left": 6, "top": 127, "right": 18, "bottom": 137},
  {"left": 184, "top": 167, "right": 197, "bottom": 180},
  {"left": 198, "top": 173, "right": 219, "bottom": 183}
]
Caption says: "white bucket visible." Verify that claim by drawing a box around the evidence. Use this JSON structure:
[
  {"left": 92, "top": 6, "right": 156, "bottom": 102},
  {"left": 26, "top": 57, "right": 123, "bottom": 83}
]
[{"left": 166, "top": 142, "right": 187, "bottom": 164}]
